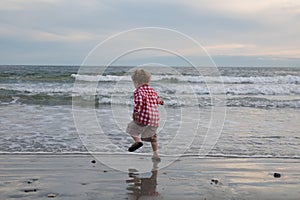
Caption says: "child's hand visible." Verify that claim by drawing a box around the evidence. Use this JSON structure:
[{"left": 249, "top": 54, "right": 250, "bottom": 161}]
[
  {"left": 160, "top": 100, "right": 164, "bottom": 105},
  {"left": 158, "top": 98, "right": 164, "bottom": 105}
]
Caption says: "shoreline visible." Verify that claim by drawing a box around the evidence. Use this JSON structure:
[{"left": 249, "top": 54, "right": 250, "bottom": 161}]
[
  {"left": 1, "top": 154, "right": 299, "bottom": 199},
  {"left": 1, "top": 152, "right": 300, "bottom": 159}
]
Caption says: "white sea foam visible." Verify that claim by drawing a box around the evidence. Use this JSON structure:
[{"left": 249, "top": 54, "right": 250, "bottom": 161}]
[
  {"left": 1, "top": 81, "right": 299, "bottom": 96},
  {"left": 0, "top": 83, "right": 74, "bottom": 94},
  {"left": 71, "top": 74, "right": 300, "bottom": 84}
]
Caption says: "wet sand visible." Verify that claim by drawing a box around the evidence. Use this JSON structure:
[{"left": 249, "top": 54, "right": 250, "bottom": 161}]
[{"left": 0, "top": 154, "right": 299, "bottom": 199}]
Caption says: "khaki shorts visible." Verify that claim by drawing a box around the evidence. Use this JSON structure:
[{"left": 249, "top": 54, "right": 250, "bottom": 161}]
[{"left": 126, "top": 121, "right": 158, "bottom": 142}]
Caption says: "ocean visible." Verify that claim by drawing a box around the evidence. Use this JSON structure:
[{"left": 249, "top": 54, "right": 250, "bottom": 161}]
[{"left": 0, "top": 65, "right": 299, "bottom": 159}]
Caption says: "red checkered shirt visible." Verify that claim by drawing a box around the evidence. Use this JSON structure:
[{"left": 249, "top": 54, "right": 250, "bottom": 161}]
[{"left": 133, "top": 84, "right": 160, "bottom": 127}]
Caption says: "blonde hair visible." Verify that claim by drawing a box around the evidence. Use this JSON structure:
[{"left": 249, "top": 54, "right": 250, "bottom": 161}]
[{"left": 131, "top": 68, "right": 152, "bottom": 85}]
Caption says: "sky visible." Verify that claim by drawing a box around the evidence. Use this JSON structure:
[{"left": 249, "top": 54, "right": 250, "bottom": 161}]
[{"left": 0, "top": 0, "right": 299, "bottom": 67}]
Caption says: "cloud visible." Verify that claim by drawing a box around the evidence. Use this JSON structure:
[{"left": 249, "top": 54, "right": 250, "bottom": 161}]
[
  {"left": 0, "top": 0, "right": 113, "bottom": 42},
  {"left": 0, "top": 24, "right": 102, "bottom": 43},
  {"left": 176, "top": 0, "right": 300, "bottom": 18},
  {"left": 0, "top": 0, "right": 61, "bottom": 11},
  {"left": 0, "top": 0, "right": 299, "bottom": 65}
]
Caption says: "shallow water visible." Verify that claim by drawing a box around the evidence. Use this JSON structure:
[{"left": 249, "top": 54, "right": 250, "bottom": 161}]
[
  {"left": 0, "top": 66, "right": 299, "bottom": 158},
  {"left": 1, "top": 104, "right": 299, "bottom": 158}
]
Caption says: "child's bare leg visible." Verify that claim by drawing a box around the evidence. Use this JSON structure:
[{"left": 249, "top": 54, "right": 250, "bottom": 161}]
[
  {"left": 151, "top": 141, "right": 159, "bottom": 157},
  {"left": 132, "top": 136, "right": 141, "bottom": 143}
]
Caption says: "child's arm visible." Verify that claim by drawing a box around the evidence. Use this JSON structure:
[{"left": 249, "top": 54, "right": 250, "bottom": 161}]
[
  {"left": 132, "top": 112, "right": 138, "bottom": 121},
  {"left": 133, "top": 91, "right": 143, "bottom": 120}
]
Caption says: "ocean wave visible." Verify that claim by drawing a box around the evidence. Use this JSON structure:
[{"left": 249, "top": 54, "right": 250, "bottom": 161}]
[
  {"left": 0, "top": 83, "right": 73, "bottom": 94},
  {"left": 2, "top": 82, "right": 299, "bottom": 96},
  {"left": 71, "top": 74, "right": 300, "bottom": 84},
  {"left": 99, "top": 96, "right": 300, "bottom": 108},
  {"left": 1, "top": 86, "right": 300, "bottom": 108}
]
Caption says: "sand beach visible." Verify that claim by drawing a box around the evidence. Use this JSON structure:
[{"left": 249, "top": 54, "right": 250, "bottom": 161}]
[{"left": 0, "top": 154, "right": 299, "bottom": 200}]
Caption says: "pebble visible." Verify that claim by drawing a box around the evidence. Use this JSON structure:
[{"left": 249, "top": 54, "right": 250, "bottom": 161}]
[
  {"left": 27, "top": 178, "right": 38, "bottom": 184},
  {"left": 211, "top": 179, "right": 219, "bottom": 184},
  {"left": 274, "top": 173, "right": 281, "bottom": 178},
  {"left": 47, "top": 193, "right": 57, "bottom": 198},
  {"left": 24, "top": 189, "right": 37, "bottom": 193}
]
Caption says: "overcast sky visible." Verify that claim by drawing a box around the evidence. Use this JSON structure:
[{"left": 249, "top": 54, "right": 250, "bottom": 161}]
[{"left": 0, "top": 0, "right": 299, "bottom": 67}]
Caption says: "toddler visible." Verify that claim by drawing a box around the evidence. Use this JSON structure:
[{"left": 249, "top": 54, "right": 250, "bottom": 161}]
[{"left": 126, "top": 69, "right": 164, "bottom": 161}]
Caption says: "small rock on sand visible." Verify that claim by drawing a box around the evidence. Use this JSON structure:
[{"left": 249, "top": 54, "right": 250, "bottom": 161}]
[
  {"left": 24, "top": 189, "right": 37, "bottom": 193},
  {"left": 211, "top": 179, "right": 219, "bottom": 184},
  {"left": 27, "top": 178, "right": 38, "bottom": 184},
  {"left": 47, "top": 193, "right": 57, "bottom": 198},
  {"left": 274, "top": 173, "right": 281, "bottom": 178}
]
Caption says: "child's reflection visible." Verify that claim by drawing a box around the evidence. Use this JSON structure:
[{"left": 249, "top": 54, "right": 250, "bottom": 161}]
[{"left": 126, "top": 161, "right": 160, "bottom": 198}]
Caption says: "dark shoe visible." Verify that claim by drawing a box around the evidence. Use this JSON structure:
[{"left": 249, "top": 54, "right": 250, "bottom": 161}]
[{"left": 128, "top": 142, "right": 143, "bottom": 152}]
